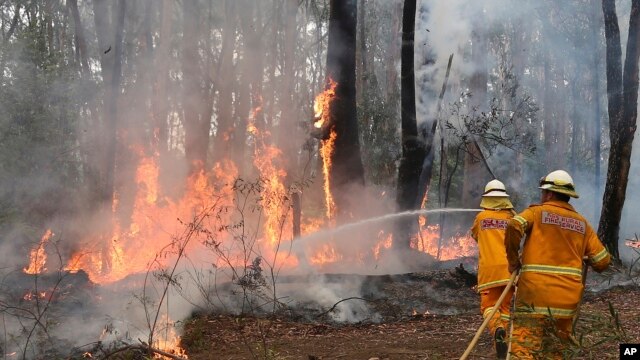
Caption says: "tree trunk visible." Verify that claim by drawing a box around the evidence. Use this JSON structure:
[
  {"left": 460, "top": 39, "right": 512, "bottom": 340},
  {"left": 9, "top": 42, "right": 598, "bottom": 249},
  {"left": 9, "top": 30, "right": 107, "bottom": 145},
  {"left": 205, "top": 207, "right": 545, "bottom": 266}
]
[
  {"left": 212, "top": 0, "right": 236, "bottom": 164},
  {"left": 394, "top": 0, "right": 424, "bottom": 249},
  {"left": 326, "top": 0, "right": 365, "bottom": 223},
  {"left": 68, "top": 0, "right": 89, "bottom": 75},
  {"left": 591, "top": 2, "right": 603, "bottom": 216},
  {"left": 279, "top": 0, "right": 299, "bottom": 175},
  {"left": 356, "top": 0, "right": 366, "bottom": 105},
  {"left": 598, "top": 0, "right": 640, "bottom": 260},
  {"left": 386, "top": 0, "right": 402, "bottom": 103},
  {"left": 152, "top": 0, "right": 173, "bottom": 157},
  {"left": 461, "top": 11, "right": 489, "bottom": 210},
  {"left": 182, "top": 0, "right": 208, "bottom": 175},
  {"left": 104, "top": 0, "right": 125, "bottom": 204},
  {"left": 416, "top": 54, "right": 453, "bottom": 209}
]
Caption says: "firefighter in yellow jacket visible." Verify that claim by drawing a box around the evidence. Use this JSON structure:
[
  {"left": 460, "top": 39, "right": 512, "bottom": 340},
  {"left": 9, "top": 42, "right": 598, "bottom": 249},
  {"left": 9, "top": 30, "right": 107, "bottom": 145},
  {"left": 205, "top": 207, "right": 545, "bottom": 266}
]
[
  {"left": 505, "top": 170, "right": 610, "bottom": 359},
  {"left": 471, "top": 179, "right": 515, "bottom": 359}
]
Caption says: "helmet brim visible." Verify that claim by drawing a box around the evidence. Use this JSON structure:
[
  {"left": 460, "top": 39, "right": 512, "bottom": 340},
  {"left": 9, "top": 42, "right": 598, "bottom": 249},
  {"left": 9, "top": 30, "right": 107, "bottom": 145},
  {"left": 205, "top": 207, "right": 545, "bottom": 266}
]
[
  {"left": 482, "top": 190, "right": 510, "bottom": 197},
  {"left": 539, "top": 184, "right": 579, "bottom": 198}
]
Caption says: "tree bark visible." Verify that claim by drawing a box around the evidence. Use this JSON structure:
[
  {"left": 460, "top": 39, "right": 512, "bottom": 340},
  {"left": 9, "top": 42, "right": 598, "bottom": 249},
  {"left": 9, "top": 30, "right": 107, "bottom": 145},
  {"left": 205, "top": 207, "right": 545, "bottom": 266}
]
[
  {"left": 394, "top": 0, "right": 424, "bottom": 249},
  {"left": 326, "top": 0, "right": 365, "bottom": 222},
  {"left": 182, "top": 0, "right": 208, "bottom": 175},
  {"left": 68, "top": 0, "right": 89, "bottom": 74},
  {"left": 356, "top": 0, "right": 366, "bottom": 105},
  {"left": 416, "top": 54, "right": 453, "bottom": 209},
  {"left": 152, "top": 0, "right": 173, "bottom": 157},
  {"left": 386, "top": 0, "right": 402, "bottom": 103},
  {"left": 103, "top": 0, "right": 125, "bottom": 204},
  {"left": 590, "top": 2, "right": 603, "bottom": 215},
  {"left": 598, "top": 0, "right": 640, "bottom": 260},
  {"left": 279, "top": 0, "right": 299, "bottom": 174},
  {"left": 461, "top": 11, "right": 489, "bottom": 210},
  {"left": 212, "top": 0, "right": 236, "bottom": 164}
]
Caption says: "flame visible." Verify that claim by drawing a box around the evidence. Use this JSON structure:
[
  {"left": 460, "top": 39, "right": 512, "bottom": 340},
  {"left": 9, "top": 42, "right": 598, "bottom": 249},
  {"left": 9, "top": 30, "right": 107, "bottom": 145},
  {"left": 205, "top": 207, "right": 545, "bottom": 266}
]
[
  {"left": 373, "top": 231, "right": 393, "bottom": 260},
  {"left": 411, "top": 223, "right": 477, "bottom": 261},
  {"left": 23, "top": 229, "right": 53, "bottom": 274},
  {"left": 152, "top": 316, "right": 189, "bottom": 359},
  {"left": 320, "top": 129, "right": 337, "bottom": 221},
  {"left": 64, "top": 150, "right": 239, "bottom": 283},
  {"left": 301, "top": 217, "right": 324, "bottom": 235},
  {"left": 22, "top": 290, "right": 48, "bottom": 301},
  {"left": 247, "top": 104, "right": 291, "bottom": 250},
  {"left": 309, "top": 243, "right": 342, "bottom": 265},
  {"left": 313, "top": 79, "right": 337, "bottom": 129}
]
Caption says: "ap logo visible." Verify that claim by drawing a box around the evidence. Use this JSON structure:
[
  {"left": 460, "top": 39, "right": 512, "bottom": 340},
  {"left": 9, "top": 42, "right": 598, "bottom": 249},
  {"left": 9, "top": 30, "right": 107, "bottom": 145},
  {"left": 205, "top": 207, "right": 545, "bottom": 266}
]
[{"left": 620, "top": 344, "right": 640, "bottom": 358}]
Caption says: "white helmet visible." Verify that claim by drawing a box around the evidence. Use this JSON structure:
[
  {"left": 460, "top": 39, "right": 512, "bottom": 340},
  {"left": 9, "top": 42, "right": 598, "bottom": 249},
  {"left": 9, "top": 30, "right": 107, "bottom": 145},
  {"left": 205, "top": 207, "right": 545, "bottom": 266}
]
[
  {"left": 539, "top": 170, "right": 579, "bottom": 198},
  {"left": 482, "top": 179, "right": 510, "bottom": 197}
]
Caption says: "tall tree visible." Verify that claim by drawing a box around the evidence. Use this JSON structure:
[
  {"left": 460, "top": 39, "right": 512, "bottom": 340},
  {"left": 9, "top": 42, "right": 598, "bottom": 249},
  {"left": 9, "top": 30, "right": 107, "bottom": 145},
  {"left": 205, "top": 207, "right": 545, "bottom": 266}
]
[
  {"left": 279, "top": 0, "right": 300, "bottom": 171},
  {"left": 598, "top": 0, "right": 640, "bottom": 259},
  {"left": 461, "top": 9, "right": 489, "bottom": 210},
  {"left": 590, "top": 1, "right": 603, "bottom": 214},
  {"left": 212, "top": 0, "right": 236, "bottom": 164},
  {"left": 182, "top": 0, "right": 209, "bottom": 175},
  {"left": 152, "top": 0, "right": 173, "bottom": 159},
  {"left": 394, "top": 0, "right": 424, "bottom": 249},
  {"left": 326, "top": 0, "right": 365, "bottom": 222}
]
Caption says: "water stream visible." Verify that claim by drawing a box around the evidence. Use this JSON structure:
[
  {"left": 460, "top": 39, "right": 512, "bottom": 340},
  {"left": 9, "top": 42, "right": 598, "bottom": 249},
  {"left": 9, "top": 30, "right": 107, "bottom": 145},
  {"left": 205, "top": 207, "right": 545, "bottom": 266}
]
[{"left": 293, "top": 207, "right": 481, "bottom": 248}]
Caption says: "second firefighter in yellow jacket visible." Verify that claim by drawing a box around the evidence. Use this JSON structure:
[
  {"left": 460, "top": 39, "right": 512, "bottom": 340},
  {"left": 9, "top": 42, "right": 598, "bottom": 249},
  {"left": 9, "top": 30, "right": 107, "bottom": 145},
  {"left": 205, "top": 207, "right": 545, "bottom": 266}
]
[
  {"left": 505, "top": 170, "right": 610, "bottom": 359},
  {"left": 471, "top": 179, "right": 515, "bottom": 359}
]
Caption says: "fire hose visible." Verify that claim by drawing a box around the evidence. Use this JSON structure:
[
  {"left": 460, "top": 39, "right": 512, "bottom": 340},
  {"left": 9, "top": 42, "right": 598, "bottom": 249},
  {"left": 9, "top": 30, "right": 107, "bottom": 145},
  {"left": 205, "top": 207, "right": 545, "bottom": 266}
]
[{"left": 460, "top": 271, "right": 519, "bottom": 360}]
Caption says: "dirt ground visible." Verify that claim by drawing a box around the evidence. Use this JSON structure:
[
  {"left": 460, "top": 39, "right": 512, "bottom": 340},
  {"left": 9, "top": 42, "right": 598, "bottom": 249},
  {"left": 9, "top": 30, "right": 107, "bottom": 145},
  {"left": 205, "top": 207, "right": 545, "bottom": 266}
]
[{"left": 180, "top": 269, "right": 640, "bottom": 360}]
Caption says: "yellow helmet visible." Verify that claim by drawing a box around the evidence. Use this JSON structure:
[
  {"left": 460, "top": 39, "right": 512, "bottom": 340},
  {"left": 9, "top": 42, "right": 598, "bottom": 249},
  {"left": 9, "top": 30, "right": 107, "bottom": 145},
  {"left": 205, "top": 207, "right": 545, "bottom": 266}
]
[
  {"left": 482, "top": 179, "right": 510, "bottom": 197},
  {"left": 539, "top": 170, "right": 579, "bottom": 198}
]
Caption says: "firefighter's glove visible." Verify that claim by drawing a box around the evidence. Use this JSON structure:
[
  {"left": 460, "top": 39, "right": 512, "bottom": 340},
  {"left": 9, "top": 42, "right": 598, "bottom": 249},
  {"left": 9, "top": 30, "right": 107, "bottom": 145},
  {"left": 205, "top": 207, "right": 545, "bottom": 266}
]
[{"left": 508, "top": 261, "right": 521, "bottom": 274}]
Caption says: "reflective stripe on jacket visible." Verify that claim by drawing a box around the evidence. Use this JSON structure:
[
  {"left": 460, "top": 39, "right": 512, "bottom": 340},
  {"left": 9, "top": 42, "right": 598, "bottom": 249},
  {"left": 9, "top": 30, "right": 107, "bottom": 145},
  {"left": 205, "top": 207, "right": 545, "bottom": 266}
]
[
  {"left": 471, "top": 209, "right": 513, "bottom": 292},
  {"left": 505, "top": 200, "right": 611, "bottom": 318}
]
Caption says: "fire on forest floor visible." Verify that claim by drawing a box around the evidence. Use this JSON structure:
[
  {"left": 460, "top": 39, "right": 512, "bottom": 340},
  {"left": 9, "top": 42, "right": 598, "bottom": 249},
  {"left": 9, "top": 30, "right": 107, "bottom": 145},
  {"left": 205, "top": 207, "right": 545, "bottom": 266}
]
[{"left": 180, "top": 270, "right": 640, "bottom": 360}]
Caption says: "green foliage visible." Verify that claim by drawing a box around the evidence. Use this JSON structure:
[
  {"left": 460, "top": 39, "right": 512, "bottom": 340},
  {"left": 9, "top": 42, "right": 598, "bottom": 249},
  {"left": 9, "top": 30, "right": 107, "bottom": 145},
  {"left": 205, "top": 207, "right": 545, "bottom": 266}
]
[{"left": 0, "top": 19, "right": 82, "bottom": 237}]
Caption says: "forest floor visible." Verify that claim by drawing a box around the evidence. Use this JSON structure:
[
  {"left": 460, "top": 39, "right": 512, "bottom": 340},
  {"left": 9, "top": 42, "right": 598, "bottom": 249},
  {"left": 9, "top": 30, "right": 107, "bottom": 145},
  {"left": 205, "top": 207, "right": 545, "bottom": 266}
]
[{"left": 179, "top": 267, "right": 640, "bottom": 360}]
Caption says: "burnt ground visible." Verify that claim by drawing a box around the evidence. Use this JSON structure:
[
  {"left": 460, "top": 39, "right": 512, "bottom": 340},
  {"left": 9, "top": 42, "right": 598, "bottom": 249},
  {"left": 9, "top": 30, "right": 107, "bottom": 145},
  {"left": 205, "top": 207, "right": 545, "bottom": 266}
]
[{"left": 180, "top": 267, "right": 640, "bottom": 360}]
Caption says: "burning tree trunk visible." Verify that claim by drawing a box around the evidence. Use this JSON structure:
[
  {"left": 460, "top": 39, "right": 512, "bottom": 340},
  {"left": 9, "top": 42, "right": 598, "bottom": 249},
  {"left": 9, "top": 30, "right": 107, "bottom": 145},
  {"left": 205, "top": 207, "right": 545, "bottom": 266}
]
[
  {"left": 93, "top": 0, "right": 125, "bottom": 274},
  {"left": 598, "top": 0, "right": 640, "bottom": 260},
  {"left": 395, "top": 0, "right": 425, "bottom": 249},
  {"left": 325, "top": 0, "right": 365, "bottom": 222}
]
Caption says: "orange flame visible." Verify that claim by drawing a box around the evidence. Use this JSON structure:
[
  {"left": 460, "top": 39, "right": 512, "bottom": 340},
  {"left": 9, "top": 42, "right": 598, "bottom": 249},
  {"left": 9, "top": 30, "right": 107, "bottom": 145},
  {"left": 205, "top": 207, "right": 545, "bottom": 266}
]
[
  {"left": 152, "top": 316, "right": 189, "bottom": 359},
  {"left": 309, "top": 243, "right": 342, "bottom": 265},
  {"left": 321, "top": 130, "right": 337, "bottom": 221},
  {"left": 64, "top": 150, "right": 239, "bottom": 283},
  {"left": 313, "top": 79, "right": 337, "bottom": 129},
  {"left": 373, "top": 231, "right": 393, "bottom": 260},
  {"left": 411, "top": 223, "right": 477, "bottom": 261},
  {"left": 247, "top": 104, "right": 292, "bottom": 250},
  {"left": 24, "top": 229, "right": 53, "bottom": 274}
]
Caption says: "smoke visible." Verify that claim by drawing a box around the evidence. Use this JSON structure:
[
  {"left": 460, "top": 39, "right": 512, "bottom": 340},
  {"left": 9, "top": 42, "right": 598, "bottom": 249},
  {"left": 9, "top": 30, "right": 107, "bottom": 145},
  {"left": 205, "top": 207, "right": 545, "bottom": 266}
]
[{"left": 2, "top": 0, "right": 640, "bottom": 357}]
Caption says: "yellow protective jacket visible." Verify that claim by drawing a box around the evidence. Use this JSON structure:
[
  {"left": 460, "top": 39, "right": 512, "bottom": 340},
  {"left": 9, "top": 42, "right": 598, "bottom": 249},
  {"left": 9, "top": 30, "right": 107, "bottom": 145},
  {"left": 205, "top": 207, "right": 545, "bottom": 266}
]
[
  {"left": 471, "top": 209, "right": 514, "bottom": 292},
  {"left": 505, "top": 200, "right": 610, "bottom": 318}
]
